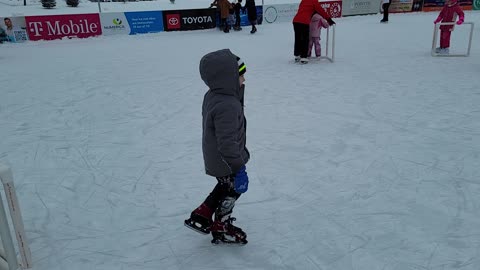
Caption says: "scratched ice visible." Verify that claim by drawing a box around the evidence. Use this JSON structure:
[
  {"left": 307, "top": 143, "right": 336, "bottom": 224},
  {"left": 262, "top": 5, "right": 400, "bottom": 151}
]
[{"left": 1, "top": 2, "right": 479, "bottom": 270}]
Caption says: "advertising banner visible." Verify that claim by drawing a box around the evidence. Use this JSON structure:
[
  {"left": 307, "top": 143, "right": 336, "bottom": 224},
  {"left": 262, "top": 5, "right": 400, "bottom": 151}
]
[
  {"left": 263, "top": 3, "right": 299, "bottom": 24},
  {"left": 475, "top": 0, "right": 480, "bottom": 9},
  {"left": 390, "top": 0, "right": 414, "bottom": 12},
  {"left": 163, "top": 8, "right": 216, "bottom": 31},
  {"left": 25, "top": 14, "right": 102, "bottom": 41},
  {"left": 320, "top": 1, "right": 343, "bottom": 17},
  {"left": 342, "top": 0, "right": 383, "bottom": 16},
  {"left": 0, "top": 16, "right": 28, "bottom": 43},
  {"left": 238, "top": 6, "right": 264, "bottom": 26},
  {"left": 411, "top": 0, "right": 424, "bottom": 11},
  {"left": 423, "top": 0, "right": 472, "bottom": 11},
  {"left": 100, "top": 12, "right": 130, "bottom": 35},
  {"left": 125, "top": 11, "right": 164, "bottom": 34},
  {"left": 263, "top": 1, "right": 341, "bottom": 24},
  {"left": 215, "top": 5, "right": 263, "bottom": 28}
]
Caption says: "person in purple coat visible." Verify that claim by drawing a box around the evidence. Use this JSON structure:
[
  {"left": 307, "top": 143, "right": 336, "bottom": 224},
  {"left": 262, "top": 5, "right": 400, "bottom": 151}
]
[{"left": 308, "top": 13, "right": 329, "bottom": 58}]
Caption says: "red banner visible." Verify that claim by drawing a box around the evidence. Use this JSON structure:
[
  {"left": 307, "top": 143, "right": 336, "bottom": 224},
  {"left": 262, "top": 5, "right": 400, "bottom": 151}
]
[
  {"left": 320, "top": 0, "right": 343, "bottom": 18},
  {"left": 25, "top": 14, "right": 102, "bottom": 41}
]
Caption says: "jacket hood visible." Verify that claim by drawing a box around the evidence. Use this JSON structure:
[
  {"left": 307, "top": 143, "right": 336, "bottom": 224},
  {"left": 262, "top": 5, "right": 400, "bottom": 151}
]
[{"left": 199, "top": 49, "right": 241, "bottom": 98}]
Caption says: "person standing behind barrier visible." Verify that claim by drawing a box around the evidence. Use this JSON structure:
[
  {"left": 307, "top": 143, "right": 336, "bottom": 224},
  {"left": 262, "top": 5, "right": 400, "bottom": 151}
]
[
  {"left": 244, "top": 0, "right": 257, "bottom": 34},
  {"left": 380, "top": 0, "right": 391, "bottom": 23},
  {"left": 228, "top": 4, "right": 236, "bottom": 31},
  {"left": 434, "top": 0, "right": 465, "bottom": 54},
  {"left": 233, "top": 0, "right": 243, "bottom": 31},
  {"left": 308, "top": 13, "right": 329, "bottom": 58},
  {"left": 293, "top": 0, "right": 335, "bottom": 64},
  {"left": 218, "top": 0, "right": 233, "bottom": 33}
]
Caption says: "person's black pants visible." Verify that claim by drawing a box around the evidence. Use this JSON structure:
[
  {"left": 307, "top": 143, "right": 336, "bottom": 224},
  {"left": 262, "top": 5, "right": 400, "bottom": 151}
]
[
  {"left": 203, "top": 176, "right": 241, "bottom": 220},
  {"left": 293, "top": 22, "right": 310, "bottom": 58},
  {"left": 221, "top": 18, "right": 229, "bottom": 31},
  {"left": 382, "top": 3, "right": 390, "bottom": 21},
  {"left": 235, "top": 14, "right": 241, "bottom": 28}
]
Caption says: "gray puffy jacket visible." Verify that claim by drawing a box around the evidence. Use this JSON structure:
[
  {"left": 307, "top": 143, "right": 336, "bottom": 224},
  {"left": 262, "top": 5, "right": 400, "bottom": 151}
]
[{"left": 199, "top": 49, "right": 250, "bottom": 177}]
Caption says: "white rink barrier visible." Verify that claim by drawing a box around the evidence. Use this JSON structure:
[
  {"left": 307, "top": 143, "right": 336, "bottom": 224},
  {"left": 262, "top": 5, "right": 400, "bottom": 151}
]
[
  {"left": 431, "top": 22, "right": 474, "bottom": 57},
  {"left": 0, "top": 164, "right": 32, "bottom": 270},
  {"left": 0, "top": 190, "right": 16, "bottom": 270},
  {"left": 320, "top": 24, "right": 335, "bottom": 63}
]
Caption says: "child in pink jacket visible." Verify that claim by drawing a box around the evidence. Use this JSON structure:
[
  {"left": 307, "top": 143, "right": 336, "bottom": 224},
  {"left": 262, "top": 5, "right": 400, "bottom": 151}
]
[
  {"left": 308, "top": 13, "right": 330, "bottom": 58},
  {"left": 434, "top": 0, "right": 465, "bottom": 54}
]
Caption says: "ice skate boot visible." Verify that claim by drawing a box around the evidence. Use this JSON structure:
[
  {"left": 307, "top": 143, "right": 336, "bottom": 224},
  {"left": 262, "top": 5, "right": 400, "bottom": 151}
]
[
  {"left": 184, "top": 203, "right": 213, "bottom": 235},
  {"left": 300, "top": 58, "right": 309, "bottom": 64},
  {"left": 210, "top": 217, "right": 247, "bottom": 245},
  {"left": 295, "top": 56, "right": 301, "bottom": 62}
]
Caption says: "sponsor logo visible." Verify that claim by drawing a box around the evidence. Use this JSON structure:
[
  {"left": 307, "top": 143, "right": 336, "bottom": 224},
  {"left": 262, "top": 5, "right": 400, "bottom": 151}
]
[
  {"left": 474, "top": 0, "right": 480, "bottom": 9},
  {"left": 182, "top": 16, "right": 213, "bottom": 24},
  {"left": 104, "top": 18, "right": 126, "bottom": 30},
  {"left": 264, "top": 6, "right": 278, "bottom": 23},
  {"left": 351, "top": 0, "right": 371, "bottom": 9},
  {"left": 167, "top": 14, "right": 181, "bottom": 29},
  {"left": 321, "top": 1, "right": 342, "bottom": 17},
  {"left": 113, "top": 18, "right": 122, "bottom": 25},
  {"left": 330, "top": 2, "right": 342, "bottom": 17},
  {"left": 28, "top": 19, "right": 99, "bottom": 37}
]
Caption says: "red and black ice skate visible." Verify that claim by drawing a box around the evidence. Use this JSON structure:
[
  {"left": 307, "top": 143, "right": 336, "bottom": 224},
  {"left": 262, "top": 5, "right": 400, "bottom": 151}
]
[
  {"left": 184, "top": 203, "right": 213, "bottom": 235},
  {"left": 210, "top": 217, "right": 248, "bottom": 245}
]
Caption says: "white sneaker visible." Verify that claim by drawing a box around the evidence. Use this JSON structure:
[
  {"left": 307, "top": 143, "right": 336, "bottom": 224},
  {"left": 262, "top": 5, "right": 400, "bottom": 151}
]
[{"left": 300, "top": 58, "right": 308, "bottom": 64}]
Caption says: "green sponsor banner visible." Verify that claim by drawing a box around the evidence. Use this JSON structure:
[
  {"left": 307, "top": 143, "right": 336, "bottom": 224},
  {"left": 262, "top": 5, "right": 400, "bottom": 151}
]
[{"left": 474, "top": 0, "right": 480, "bottom": 10}]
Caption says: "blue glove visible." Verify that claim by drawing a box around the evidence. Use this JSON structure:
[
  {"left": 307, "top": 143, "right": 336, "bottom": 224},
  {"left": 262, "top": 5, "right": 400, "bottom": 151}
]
[{"left": 234, "top": 165, "right": 249, "bottom": 193}]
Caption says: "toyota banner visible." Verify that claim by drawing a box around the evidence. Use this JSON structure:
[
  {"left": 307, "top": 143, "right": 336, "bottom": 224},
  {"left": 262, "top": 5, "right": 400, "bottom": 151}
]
[{"left": 163, "top": 9, "right": 216, "bottom": 31}]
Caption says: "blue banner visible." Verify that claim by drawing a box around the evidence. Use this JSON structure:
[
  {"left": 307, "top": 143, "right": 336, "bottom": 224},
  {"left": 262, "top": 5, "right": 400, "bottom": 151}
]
[
  {"left": 216, "top": 6, "right": 263, "bottom": 29},
  {"left": 124, "top": 11, "right": 164, "bottom": 35}
]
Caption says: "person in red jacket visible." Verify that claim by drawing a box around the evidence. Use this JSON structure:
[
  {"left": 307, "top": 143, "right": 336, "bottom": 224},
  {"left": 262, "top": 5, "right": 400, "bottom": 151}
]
[
  {"left": 293, "top": 0, "right": 335, "bottom": 64},
  {"left": 434, "top": 0, "right": 465, "bottom": 54}
]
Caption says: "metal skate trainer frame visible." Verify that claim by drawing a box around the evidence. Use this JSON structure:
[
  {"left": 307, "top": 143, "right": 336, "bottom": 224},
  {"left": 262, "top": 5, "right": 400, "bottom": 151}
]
[
  {"left": 431, "top": 22, "right": 474, "bottom": 57},
  {"left": 0, "top": 164, "right": 32, "bottom": 270},
  {"left": 320, "top": 24, "right": 335, "bottom": 63}
]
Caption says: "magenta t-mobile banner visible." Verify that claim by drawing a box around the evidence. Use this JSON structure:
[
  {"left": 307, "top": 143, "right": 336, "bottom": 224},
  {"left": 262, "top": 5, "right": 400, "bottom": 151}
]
[{"left": 25, "top": 13, "right": 102, "bottom": 41}]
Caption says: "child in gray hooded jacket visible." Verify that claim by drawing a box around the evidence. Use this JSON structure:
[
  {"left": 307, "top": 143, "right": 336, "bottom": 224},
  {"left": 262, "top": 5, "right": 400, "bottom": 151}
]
[{"left": 185, "top": 49, "right": 250, "bottom": 245}]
